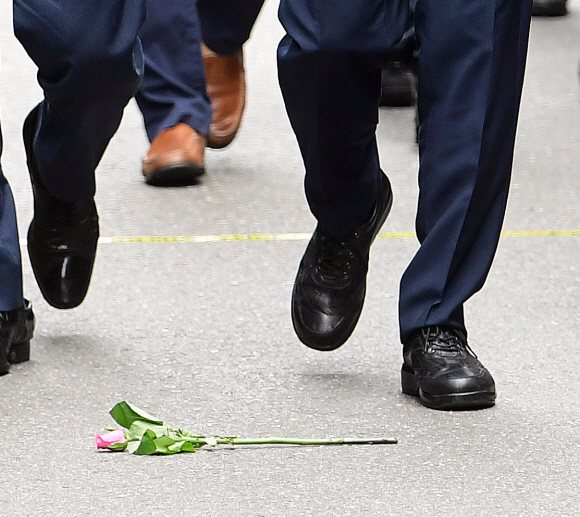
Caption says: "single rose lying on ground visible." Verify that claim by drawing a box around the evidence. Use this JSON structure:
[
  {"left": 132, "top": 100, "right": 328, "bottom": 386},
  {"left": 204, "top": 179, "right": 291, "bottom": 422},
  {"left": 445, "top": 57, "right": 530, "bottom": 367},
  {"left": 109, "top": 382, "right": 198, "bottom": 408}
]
[{"left": 96, "top": 401, "right": 398, "bottom": 455}]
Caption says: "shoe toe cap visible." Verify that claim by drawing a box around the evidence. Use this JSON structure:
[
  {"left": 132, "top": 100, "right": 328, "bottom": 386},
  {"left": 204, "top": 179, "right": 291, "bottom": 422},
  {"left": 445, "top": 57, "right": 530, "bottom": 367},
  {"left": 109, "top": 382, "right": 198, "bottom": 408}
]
[
  {"left": 421, "top": 368, "right": 496, "bottom": 397},
  {"left": 292, "top": 303, "right": 350, "bottom": 351},
  {"left": 35, "top": 256, "right": 95, "bottom": 309}
]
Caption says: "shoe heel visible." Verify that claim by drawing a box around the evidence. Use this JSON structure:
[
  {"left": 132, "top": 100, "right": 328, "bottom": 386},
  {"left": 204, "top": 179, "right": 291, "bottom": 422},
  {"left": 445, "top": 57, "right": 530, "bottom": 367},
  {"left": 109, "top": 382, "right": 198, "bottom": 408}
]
[
  {"left": 401, "top": 365, "right": 419, "bottom": 396},
  {"left": 8, "top": 340, "right": 30, "bottom": 364}
]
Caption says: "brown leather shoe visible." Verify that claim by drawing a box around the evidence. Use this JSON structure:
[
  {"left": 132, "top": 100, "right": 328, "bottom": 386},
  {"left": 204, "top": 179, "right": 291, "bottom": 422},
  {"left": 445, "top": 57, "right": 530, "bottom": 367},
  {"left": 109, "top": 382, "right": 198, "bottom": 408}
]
[
  {"left": 202, "top": 43, "right": 246, "bottom": 149},
  {"left": 142, "top": 123, "right": 206, "bottom": 186}
]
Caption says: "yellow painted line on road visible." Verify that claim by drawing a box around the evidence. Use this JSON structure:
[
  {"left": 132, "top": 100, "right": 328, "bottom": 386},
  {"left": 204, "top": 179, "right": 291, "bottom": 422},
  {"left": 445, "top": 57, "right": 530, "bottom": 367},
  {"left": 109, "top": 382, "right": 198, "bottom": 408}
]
[
  {"left": 98, "top": 232, "right": 417, "bottom": 244},
  {"left": 19, "top": 229, "right": 580, "bottom": 247},
  {"left": 500, "top": 230, "right": 580, "bottom": 237},
  {"left": 100, "top": 233, "right": 313, "bottom": 244},
  {"left": 97, "top": 229, "right": 580, "bottom": 244}
]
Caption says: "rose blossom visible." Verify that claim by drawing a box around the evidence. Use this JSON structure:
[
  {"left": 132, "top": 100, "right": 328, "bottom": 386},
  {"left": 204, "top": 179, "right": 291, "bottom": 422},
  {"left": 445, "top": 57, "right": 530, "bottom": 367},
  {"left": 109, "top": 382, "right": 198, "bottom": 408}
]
[{"left": 96, "top": 429, "right": 127, "bottom": 449}]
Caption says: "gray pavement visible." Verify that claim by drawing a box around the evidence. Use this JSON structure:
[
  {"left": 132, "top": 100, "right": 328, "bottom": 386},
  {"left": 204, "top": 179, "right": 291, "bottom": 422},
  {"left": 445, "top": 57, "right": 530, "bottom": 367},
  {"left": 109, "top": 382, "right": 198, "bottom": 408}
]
[{"left": 1, "top": 1, "right": 580, "bottom": 515}]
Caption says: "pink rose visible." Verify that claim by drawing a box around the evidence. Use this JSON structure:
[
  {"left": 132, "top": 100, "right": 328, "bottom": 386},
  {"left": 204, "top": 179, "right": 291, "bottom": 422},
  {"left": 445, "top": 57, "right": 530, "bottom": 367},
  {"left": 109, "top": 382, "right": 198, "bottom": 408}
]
[{"left": 96, "top": 429, "right": 127, "bottom": 449}]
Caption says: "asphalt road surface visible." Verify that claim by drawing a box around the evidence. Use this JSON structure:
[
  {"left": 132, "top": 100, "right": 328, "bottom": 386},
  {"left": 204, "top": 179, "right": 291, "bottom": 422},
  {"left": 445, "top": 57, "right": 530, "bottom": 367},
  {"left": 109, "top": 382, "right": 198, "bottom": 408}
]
[{"left": 1, "top": 2, "right": 580, "bottom": 515}]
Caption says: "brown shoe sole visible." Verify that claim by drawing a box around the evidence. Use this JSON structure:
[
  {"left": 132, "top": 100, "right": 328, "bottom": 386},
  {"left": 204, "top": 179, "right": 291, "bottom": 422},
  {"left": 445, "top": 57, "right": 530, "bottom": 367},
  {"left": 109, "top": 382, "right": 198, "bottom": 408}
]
[{"left": 144, "top": 162, "right": 205, "bottom": 187}]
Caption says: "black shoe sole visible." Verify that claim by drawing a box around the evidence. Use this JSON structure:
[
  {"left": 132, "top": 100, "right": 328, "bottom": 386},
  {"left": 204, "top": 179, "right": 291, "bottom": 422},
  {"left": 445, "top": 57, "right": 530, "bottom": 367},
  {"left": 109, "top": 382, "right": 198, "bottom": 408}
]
[
  {"left": 401, "top": 365, "right": 496, "bottom": 411},
  {"left": 144, "top": 162, "right": 205, "bottom": 187}
]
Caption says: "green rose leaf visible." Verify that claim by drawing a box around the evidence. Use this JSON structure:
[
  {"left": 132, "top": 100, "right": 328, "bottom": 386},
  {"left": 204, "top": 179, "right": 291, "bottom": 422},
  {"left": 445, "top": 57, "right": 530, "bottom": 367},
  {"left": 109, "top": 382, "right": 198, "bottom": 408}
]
[
  {"left": 183, "top": 436, "right": 206, "bottom": 448},
  {"left": 180, "top": 441, "right": 198, "bottom": 452},
  {"left": 107, "top": 440, "right": 129, "bottom": 452},
  {"left": 133, "top": 429, "right": 158, "bottom": 455},
  {"left": 153, "top": 435, "right": 181, "bottom": 455},
  {"left": 128, "top": 420, "right": 169, "bottom": 441},
  {"left": 168, "top": 441, "right": 187, "bottom": 453},
  {"left": 110, "top": 401, "right": 164, "bottom": 429},
  {"left": 168, "top": 441, "right": 199, "bottom": 453},
  {"left": 178, "top": 429, "right": 203, "bottom": 439},
  {"left": 126, "top": 441, "right": 140, "bottom": 454}
]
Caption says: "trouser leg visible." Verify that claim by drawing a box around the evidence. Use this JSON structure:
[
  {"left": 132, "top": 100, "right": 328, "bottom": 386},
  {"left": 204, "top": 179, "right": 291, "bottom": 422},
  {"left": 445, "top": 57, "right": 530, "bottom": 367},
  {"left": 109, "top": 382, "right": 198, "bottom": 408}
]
[
  {"left": 386, "top": 0, "right": 417, "bottom": 63},
  {"left": 398, "top": 0, "right": 533, "bottom": 340},
  {"left": 135, "top": 0, "right": 211, "bottom": 141},
  {"left": 14, "top": 0, "right": 146, "bottom": 203},
  {"left": 277, "top": 0, "right": 409, "bottom": 239},
  {"left": 198, "top": 0, "right": 265, "bottom": 55},
  {"left": 0, "top": 126, "right": 24, "bottom": 311}
]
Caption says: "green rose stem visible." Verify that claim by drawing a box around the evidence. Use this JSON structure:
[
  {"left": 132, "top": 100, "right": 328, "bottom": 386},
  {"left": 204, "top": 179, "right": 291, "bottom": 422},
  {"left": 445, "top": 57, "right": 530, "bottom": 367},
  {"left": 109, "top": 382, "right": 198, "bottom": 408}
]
[{"left": 207, "top": 437, "right": 398, "bottom": 446}]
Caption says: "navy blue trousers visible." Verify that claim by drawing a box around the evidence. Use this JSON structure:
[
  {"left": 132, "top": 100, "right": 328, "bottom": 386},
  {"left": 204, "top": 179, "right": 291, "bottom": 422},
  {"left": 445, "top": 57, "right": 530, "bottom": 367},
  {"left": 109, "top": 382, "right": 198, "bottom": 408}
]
[
  {"left": 0, "top": 148, "right": 23, "bottom": 311},
  {"left": 197, "top": 0, "right": 264, "bottom": 56},
  {"left": 13, "top": 0, "right": 146, "bottom": 203},
  {"left": 0, "top": 0, "right": 145, "bottom": 309},
  {"left": 136, "top": 0, "right": 264, "bottom": 142},
  {"left": 278, "top": 0, "right": 533, "bottom": 341}
]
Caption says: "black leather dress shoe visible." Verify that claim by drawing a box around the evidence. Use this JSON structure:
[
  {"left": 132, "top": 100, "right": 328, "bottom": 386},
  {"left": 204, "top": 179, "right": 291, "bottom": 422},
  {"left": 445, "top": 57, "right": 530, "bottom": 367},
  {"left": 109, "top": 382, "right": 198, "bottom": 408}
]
[
  {"left": 532, "top": 0, "right": 567, "bottom": 16},
  {"left": 291, "top": 173, "right": 393, "bottom": 351},
  {"left": 23, "top": 105, "right": 99, "bottom": 309},
  {"left": 402, "top": 326, "right": 496, "bottom": 410},
  {"left": 0, "top": 300, "right": 35, "bottom": 375},
  {"left": 379, "top": 59, "right": 418, "bottom": 108}
]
